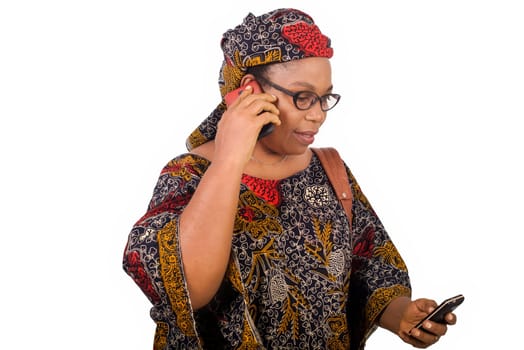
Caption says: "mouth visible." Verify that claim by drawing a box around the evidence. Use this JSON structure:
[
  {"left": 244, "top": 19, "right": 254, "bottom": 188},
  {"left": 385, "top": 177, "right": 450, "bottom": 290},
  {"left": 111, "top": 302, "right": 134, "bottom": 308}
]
[{"left": 294, "top": 130, "right": 317, "bottom": 145}]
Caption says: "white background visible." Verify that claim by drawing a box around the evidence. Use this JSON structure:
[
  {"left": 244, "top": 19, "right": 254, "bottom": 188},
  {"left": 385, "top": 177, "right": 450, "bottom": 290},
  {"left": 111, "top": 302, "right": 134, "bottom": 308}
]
[{"left": 1, "top": 1, "right": 522, "bottom": 349}]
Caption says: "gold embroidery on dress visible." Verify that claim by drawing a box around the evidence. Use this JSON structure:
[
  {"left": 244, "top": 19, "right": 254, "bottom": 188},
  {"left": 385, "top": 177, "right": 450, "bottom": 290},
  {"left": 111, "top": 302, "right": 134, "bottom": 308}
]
[
  {"left": 228, "top": 255, "right": 265, "bottom": 349},
  {"left": 186, "top": 129, "right": 208, "bottom": 151},
  {"left": 306, "top": 217, "right": 346, "bottom": 280},
  {"left": 364, "top": 285, "right": 412, "bottom": 337},
  {"left": 157, "top": 219, "right": 196, "bottom": 337},
  {"left": 348, "top": 171, "right": 372, "bottom": 211},
  {"left": 226, "top": 256, "right": 244, "bottom": 293},
  {"left": 238, "top": 316, "right": 264, "bottom": 350},
  {"left": 234, "top": 191, "right": 281, "bottom": 239},
  {"left": 246, "top": 238, "right": 283, "bottom": 290},
  {"left": 278, "top": 287, "right": 308, "bottom": 340},
  {"left": 166, "top": 156, "right": 208, "bottom": 181},
  {"left": 326, "top": 315, "right": 350, "bottom": 349},
  {"left": 153, "top": 322, "right": 168, "bottom": 350}
]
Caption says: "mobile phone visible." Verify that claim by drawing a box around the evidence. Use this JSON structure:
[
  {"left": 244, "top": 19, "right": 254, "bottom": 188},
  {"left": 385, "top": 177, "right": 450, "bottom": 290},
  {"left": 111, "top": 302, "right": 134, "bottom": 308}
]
[
  {"left": 225, "top": 81, "right": 262, "bottom": 107},
  {"left": 413, "top": 294, "right": 464, "bottom": 330},
  {"left": 224, "top": 81, "right": 274, "bottom": 139}
]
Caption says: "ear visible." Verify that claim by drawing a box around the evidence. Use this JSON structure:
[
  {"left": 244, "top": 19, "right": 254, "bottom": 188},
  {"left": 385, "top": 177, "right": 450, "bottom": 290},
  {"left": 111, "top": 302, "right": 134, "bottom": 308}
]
[{"left": 240, "top": 74, "right": 257, "bottom": 87}]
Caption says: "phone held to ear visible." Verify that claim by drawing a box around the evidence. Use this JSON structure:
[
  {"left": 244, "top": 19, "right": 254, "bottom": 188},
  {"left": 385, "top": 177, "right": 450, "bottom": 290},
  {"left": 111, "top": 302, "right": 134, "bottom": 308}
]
[
  {"left": 224, "top": 81, "right": 274, "bottom": 139},
  {"left": 412, "top": 294, "right": 465, "bottom": 331}
]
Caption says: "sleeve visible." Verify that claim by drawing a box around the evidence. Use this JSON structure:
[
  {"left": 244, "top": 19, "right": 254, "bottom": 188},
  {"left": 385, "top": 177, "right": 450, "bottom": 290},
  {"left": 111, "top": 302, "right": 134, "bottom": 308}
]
[
  {"left": 346, "top": 167, "right": 412, "bottom": 350},
  {"left": 122, "top": 154, "right": 209, "bottom": 349}
]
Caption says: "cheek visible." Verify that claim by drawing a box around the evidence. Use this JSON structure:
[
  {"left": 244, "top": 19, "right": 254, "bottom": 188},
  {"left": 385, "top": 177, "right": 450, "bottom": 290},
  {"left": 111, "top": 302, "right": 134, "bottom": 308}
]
[{"left": 276, "top": 111, "right": 302, "bottom": 130}]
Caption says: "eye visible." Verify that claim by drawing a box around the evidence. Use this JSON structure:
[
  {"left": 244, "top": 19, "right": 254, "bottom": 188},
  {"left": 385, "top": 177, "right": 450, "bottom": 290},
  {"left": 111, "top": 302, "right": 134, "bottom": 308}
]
[{"left": 295, "top": 92, "right": 316, "bottom": 107}]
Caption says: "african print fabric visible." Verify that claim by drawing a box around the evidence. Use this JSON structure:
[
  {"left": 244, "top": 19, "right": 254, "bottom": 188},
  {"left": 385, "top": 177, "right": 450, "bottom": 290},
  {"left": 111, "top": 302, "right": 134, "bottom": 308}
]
[{"left": 123, "top": 153, "right": 411, "bottom": 349}]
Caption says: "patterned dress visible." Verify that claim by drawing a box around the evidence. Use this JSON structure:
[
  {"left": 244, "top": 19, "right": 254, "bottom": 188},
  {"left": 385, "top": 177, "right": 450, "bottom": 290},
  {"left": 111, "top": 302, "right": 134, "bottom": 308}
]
[{"left": 123, "top": 152, "right": 411, "bottom": 349}]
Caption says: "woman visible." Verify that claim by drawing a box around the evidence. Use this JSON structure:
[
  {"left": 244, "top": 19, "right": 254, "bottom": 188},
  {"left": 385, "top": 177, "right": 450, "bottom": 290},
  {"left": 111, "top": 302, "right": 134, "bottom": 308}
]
[{"left": 123, "top": 8, "right": 457, "bottom": 349}]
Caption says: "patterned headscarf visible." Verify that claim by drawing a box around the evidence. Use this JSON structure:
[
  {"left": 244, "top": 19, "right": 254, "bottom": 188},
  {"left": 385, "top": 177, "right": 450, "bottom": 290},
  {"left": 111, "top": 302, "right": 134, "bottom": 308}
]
[{"left": 186, "top": 8, "right": 333, "bottom": 151}]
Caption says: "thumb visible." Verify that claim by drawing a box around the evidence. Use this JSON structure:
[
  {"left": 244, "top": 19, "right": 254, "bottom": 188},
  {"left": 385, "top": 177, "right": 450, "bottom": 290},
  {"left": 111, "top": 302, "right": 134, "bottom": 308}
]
[{"left": 414, "top": 298, "right": 438, "bottom": 313}]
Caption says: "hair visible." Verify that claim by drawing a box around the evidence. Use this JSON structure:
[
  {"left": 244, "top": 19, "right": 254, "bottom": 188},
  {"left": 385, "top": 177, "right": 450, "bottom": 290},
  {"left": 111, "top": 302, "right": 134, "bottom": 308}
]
[
  {"left": 246, "top": 65, "right": 271, "bottom": 80},
  {"left": 246, "top": 62, "right": 290, "bottom": 88}
]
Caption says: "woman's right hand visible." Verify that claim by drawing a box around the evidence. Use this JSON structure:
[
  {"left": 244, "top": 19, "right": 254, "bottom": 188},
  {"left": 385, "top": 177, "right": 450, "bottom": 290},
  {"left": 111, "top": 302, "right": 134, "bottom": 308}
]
[{"left": 214, "top": 85, "right": 281, "bottom": 167}]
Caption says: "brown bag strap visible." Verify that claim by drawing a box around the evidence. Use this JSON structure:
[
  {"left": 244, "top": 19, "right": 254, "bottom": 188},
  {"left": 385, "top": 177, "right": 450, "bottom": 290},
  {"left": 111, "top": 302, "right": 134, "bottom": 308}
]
[{"left": 312, "top": 147, "right": 353, "bottom": 227}]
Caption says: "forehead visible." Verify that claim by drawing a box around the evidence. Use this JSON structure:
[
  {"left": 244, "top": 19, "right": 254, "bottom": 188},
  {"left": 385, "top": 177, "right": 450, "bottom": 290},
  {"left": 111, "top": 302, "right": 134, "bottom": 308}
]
[{"left": 266, "top": 57, "right": 333, "bottom": 88}]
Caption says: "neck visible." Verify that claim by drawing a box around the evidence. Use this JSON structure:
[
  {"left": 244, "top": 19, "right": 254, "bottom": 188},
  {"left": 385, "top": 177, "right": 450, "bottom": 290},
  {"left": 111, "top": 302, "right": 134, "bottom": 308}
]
[{"left": 250, "top": 153, "right": 288, "bottom": 166}]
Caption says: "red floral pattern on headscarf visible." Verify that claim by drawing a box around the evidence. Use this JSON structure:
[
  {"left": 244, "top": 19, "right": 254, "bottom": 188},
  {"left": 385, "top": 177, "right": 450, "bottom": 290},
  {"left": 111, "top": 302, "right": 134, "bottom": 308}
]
[{"left": 282, "top": 22, "right": 333, "bottom": 58}]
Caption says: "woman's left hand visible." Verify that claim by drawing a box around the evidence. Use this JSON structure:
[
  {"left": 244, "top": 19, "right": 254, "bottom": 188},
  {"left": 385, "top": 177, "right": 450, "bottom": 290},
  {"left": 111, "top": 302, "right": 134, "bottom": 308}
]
[{"left": 398, "top": 298, "right": 457, "bottom": 348}]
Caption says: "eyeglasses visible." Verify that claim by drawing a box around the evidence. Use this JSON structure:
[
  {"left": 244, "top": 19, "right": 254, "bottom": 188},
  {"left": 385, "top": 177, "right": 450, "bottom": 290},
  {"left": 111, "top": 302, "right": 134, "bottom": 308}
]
[{"left": 256, "top": 75, "right": 341, "bottom": 112}]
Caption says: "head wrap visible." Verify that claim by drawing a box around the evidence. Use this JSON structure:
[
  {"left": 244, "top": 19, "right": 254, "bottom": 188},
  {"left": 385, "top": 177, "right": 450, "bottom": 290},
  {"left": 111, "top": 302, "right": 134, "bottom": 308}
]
[{"left": 186, "top": 8, "right": 333, "bottom": 151}]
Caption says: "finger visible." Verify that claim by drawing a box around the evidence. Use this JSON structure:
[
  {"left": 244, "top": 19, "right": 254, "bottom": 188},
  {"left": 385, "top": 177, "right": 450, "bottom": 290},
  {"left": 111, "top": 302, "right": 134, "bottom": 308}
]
[
  {"left": 239, "top": 85, "right": 276, "bottom": 104},
  {"left": 416, "top": 298, "right": 438, "bottom": 313},
  {"left": 257, "top": 113, "right": 281, "bottom": 132},
  {"left": 399, "top": 332, "right": 428, "bottom": 349},
  {"left": 256, "top": 100, "right": 280, "bottom": 116},
  {"left": 445, "top": 312, "right": 457, "bottom": 325},
  {"left": 408, "top": 328, "right": 441, "bottom": 348},
  {"left": 422, "top": 320, "right": 448, "bottom": 336},
  {"left": 225, "top": 85, "right": 255, "bottom": 108},
  {"left": 235, "top": 98, "right": 279, "bottom": 127}
]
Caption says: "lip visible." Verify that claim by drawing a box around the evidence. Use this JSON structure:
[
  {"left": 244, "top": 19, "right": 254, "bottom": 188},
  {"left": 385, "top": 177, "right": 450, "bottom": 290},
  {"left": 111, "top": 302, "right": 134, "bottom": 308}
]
[{"left": 294, "top": 130, "right": 318, "bottom": 145}]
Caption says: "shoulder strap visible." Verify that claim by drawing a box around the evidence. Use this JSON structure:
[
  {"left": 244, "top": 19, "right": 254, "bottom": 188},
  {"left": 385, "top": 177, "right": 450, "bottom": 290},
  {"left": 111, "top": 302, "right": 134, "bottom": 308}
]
[{"left": 311, "top": 147, "right": 353, "bottom": 227}]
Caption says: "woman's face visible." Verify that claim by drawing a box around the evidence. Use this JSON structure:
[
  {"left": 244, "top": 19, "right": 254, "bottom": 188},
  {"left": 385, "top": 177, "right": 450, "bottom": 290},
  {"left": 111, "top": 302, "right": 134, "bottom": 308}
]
[{"left": 258, "top": 57, "right": 334, "bottom": 156}]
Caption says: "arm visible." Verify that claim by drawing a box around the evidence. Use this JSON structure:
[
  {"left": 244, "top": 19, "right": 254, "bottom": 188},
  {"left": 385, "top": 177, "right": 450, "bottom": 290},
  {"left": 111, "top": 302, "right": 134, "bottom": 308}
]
[
  {"left": 178, "top": 155, "right": 244, "bottom": 309},
  {"left": 122, "top": 154, "right": 215, "bottom": 346},
  {"left": 345, "top": 166, "right": 413, "bottom": 347},
  {"left": 123, "top": 86, "right": 280, "bottom": 320},
  {"left": 180, "top": 86, "right": 280, "bottom": 309}
]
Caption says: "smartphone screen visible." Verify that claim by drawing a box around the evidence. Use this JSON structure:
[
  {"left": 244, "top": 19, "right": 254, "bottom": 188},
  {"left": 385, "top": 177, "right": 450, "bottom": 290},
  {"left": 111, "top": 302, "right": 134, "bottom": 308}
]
[{"left": 413, "top": 294, "right": 464, "bottom": 330}]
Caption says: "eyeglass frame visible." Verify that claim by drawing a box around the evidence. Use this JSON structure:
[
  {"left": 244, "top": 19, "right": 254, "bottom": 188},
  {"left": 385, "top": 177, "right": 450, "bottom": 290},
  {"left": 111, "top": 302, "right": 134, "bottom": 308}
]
[{"left": 255, "top": 75, "right": 341, "bottom": 112}]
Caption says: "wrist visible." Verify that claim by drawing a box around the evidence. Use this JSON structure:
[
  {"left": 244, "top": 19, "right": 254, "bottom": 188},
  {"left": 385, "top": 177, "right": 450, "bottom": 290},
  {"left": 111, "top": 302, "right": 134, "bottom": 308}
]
[{"left": 378, "top": 296, "right": 411, "bottom": 334}]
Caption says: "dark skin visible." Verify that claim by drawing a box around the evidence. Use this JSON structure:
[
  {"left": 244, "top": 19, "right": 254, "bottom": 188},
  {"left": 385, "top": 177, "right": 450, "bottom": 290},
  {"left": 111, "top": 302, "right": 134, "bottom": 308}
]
[
  {"left": 380, "top": 296, "right": 457, "bottom": 348},
  {"left": 187, "top": 57, "right": 457, "bottom": 348}
]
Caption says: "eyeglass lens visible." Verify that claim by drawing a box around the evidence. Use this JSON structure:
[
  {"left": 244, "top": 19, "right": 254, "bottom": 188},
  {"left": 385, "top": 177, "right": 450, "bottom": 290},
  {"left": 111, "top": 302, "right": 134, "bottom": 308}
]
[{"left": 295, "top": 91, "right": 339, "bottom": 111}]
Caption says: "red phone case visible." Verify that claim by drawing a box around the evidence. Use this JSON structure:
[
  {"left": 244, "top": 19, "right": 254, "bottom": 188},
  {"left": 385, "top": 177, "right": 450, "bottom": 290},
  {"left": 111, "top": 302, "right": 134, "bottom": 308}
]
[{"left": 224, "top": 81, "right": 262, "bottom": 107}]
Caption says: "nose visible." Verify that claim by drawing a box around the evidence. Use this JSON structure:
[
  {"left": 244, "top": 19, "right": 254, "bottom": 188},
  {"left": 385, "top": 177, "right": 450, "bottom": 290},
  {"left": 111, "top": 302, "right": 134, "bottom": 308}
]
[{"left": 305, "top": 102, "right": 326, "bottom": 122}]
